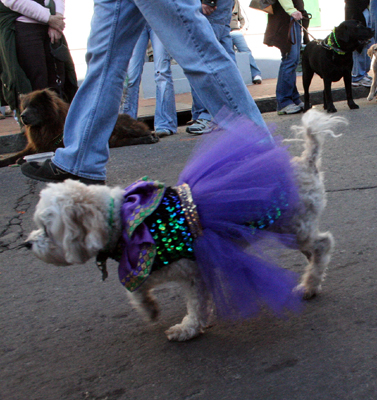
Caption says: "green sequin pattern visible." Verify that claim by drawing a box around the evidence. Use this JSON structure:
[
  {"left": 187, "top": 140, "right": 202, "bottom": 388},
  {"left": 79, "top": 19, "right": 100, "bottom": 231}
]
[
  {"left": 246, "top": 190, "right": 288, "bottom": 233},
  {"left": 144, "top": 188, "right": 195, "bottom": 270}
]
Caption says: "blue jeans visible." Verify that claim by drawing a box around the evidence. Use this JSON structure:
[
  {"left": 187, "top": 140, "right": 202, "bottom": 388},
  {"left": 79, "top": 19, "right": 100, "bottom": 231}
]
[
  {"left": 230, "top": 30, "right": 261, "bottom": 79},
  {"left": 54, "top": 0, "right": 269, "bottom": 181},
  {"left": 120, "top": 24, "right": 177, "bottom": 133},
  {"left": 190, "top": 0, "right": 236, "bottom": 122},
  {"left": 352, "top": 8, "right": 373, "bottom": 82},
  {"left": 371, "top": 0, "right": 377, "bottom": 43},
  {"left": 276, "top": 20, "right": 301, "bottom": 110}
]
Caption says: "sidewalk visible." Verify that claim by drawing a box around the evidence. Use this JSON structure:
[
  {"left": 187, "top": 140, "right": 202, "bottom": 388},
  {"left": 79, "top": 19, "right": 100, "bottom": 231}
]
[{"left": 0, "top": 74, "right": 370, "bottom": 155}]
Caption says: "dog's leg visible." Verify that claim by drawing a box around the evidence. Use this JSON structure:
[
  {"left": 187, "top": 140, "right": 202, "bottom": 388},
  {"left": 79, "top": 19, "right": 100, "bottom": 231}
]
[
  {"left": 0, "top": 143, "right": 35, "bottom": 168},
  {"left": 367, "top": 78, "right": 377, "bottom": 101},
  {"left": 322, "top": 89, "right": 327, "bottom": 110},
  {"left": 297, "top": 232, "right": 334, "bottom": 299},
  {"left": 165, "top": 278, "right": 211, "bottom": 342},
  {"left": 126, "top": 285, "right": 160, "bottom": 321},
  {"left": 323, "top": 79, "right": 337, "bottom": 113},
  {"left": 302, "top": 62, "right": 314, "bottom": 111},
  {"left": 343, "top": 74, "right": 359, "bottom": 110}
]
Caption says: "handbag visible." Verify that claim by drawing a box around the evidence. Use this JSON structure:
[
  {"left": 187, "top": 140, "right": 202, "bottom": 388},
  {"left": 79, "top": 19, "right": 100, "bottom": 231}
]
[{"left": 249, "top": 0, "right": 275, "bottom": 14}]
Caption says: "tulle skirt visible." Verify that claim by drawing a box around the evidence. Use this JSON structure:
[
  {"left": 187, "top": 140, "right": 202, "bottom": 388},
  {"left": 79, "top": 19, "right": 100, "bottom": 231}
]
[{"left": 177, "top": 111, "right": 301, "bottom": 319}]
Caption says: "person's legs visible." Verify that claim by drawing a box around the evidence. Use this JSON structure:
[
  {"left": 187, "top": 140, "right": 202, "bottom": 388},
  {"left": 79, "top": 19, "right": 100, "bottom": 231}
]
[
  {"left": 189, "top": 1, "right": 238, "bottom": 128},
  {"left": 276, "top": 20, "right": 301, "bottom": 111},
  {"left": 211, "top": 22, "right": 236, "bottom": 63},
  {"left": 352, "top": 8, "right": 372, "bottom": 84},
  {"left": 352, "top": 47, "right": 371, "bottom": 83},
  {"left": 15, "top": 22, "right": 49, "bottom": 90},
  {"left": 52, "top": 0, "right": 146, "bottom": 180},
  {"left": 371, "top": 0, "right": 377, "bottom": 43},
  {"left": 150, "top": 28, "right": 177, "bottom": 133},
  {"left": 230, "top": 30, "right": 261, "bottom": 79},
  {"left": 23, "top": 0, "right": 270, "bottom": 183},
  {"left": 120, "top": 25, "right": 149, "bottom": 118},
  {"left": 135, "top": 0, "right": 267, "bottom": 130}
]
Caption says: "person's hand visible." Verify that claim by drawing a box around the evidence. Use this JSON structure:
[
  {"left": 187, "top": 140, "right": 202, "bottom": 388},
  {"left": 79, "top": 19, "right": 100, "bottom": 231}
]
[
  {"left": 48, "top": 27, "right": 62, "bottom": 44},
  {"left": 48, "top": 13, "right": 65, "bottom": 33},
  {"left": 202, "top": 4, "right": 217, "bottom": 15},
  {"left": 291, "top": 10, "right": 303, "bottom": 21}
]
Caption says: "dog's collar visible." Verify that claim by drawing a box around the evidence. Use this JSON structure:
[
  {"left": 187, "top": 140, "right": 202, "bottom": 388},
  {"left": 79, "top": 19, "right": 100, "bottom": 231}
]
[
  {"left": 322, "top": 29, "right": 346, "bottom": 55},
  {"left": 52, "top": 132, "right": 64, "bottom": 146}
]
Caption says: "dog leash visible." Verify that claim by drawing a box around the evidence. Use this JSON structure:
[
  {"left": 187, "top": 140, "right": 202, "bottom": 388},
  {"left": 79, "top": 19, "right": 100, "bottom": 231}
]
[
  {"left": 299, "top": 22, "right": 317, "bottom": 41},
  {"left": 288, "top": 16, "right": 315, "bottom": 46}
]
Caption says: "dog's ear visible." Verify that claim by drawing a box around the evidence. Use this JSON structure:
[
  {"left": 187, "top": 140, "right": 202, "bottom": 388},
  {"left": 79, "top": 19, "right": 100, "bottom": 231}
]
[{"left": 60, "top": 202, "right": 107, "bottom": 264}]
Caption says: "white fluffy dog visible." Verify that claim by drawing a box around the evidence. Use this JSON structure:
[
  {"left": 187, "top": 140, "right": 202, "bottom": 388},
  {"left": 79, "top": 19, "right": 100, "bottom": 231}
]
[
  {"left": 367, "top": 44, "right": 377, "bottom": 101},
  {"left": 26, "top": 110, "right": 345, "bottom": 341}
]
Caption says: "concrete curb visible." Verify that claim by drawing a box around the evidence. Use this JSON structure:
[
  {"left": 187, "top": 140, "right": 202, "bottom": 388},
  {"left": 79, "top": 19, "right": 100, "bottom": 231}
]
[
  {"left": 0, "top": 86, "right": 370, "bottom": 155},
  {"left": 140, "top": 86, "right": 370, "bottom": 128},
  {"left": 0, "top": 131, "right": 26, "bottom": 156}
]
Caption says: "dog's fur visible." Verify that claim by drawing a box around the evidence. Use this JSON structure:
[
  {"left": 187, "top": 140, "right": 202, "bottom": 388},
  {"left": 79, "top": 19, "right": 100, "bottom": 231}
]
[
  {"left": 302, "top": 20, "right": 374, "bottom": 113},
  {"left": 0, "top": 89, "right": 158, "bottom": 168},
  {"left": 367, "top": 44, "right": 377, "bottom": 101},
  {"left": 26, "top": 110, "right": 346, "bottom": 341}
]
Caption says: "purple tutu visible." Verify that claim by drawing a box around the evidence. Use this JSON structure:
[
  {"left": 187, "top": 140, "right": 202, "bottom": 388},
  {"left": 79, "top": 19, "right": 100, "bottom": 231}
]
[{"left": 177, "top": 111, "right": 301, "bottom": 319}]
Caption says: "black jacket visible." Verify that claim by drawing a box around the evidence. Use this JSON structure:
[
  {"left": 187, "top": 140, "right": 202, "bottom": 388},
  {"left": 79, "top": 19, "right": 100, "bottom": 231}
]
[
  {"left": 0, "top": 2, "right": 77, "bottom": 115},
  {"left": 345, "top": 0, "right": 370, "bottom": 26},
  {"left": 264, "top": 0, "right": 305, "bottom": 55}
]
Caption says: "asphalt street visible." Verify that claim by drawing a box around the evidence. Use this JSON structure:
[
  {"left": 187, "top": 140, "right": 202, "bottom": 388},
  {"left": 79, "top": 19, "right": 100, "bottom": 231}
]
[{"left": 1, "top": 98, "right": 377, "bottom": 400}]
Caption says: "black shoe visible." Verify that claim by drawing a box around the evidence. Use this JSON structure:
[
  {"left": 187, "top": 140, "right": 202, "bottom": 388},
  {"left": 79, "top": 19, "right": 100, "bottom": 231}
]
[{"left": 21, "top": 159, "right": 105, "bottom": 185}]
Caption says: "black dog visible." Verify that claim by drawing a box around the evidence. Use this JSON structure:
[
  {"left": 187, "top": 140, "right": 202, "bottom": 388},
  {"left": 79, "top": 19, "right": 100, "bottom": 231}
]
[{"left": 302, "top": 20, "right": 374, "bottom": 113}]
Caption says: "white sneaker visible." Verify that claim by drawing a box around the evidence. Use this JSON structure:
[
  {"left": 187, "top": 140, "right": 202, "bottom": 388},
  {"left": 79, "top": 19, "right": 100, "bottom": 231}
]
[
  {"left": 277, "top": 104, "right": 302, "bottom": 115},
  {"left": 252, "top": 75, "right": 262, "bottom": 84},
  {"left": 352, "top": 77, "right": 372, "bottom": 87},
  {"left": 186, "top": 119, "right": 211, "bottom": 135}
]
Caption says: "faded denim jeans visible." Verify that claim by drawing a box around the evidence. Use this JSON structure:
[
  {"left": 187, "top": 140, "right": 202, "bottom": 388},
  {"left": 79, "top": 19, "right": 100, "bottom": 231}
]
[
  {"left": 276, "top": 20, "right": 302, "bottom": 111},
  {"left": 54, "top": 0, "right": 270, "bottom": 181},
  {"left": 120, "top": 24, "right": 177, "bottom": 133}
]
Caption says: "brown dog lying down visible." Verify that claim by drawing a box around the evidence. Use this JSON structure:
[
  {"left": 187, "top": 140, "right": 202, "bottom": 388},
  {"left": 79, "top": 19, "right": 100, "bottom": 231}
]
[{"left": 0, "top": 89, "right": 158, "bottom": 168}]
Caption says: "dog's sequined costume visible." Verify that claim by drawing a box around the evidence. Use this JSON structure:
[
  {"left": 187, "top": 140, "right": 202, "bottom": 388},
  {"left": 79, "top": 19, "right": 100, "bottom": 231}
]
[{"left": 103, "top": 112, "right": 302, "bottom": 319}]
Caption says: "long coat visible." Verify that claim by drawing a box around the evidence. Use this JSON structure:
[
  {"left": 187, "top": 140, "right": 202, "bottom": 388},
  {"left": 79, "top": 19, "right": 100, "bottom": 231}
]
[{"left": 263, "top": 0, "right": 305, "bottom": 55}]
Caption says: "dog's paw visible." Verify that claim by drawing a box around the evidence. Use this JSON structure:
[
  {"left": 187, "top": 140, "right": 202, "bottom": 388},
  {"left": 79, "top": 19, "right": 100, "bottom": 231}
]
[
  {"left": 150, "top": 133, "right": 160, "bottom": 143},
  {"left": 326, "top": 107, "right": 337, "bottom": 113},
  {"left": 295, "top": 283, "right": 322, "bottom": 300},
  {"left": 165, "top": 322, "right": 204, "bottom": 342},
  {"left": 367, "top": 94, "right": 374, "bottom": 101},
  {"left": 348, "top": 102, "right": 359, "bottom": 110}
]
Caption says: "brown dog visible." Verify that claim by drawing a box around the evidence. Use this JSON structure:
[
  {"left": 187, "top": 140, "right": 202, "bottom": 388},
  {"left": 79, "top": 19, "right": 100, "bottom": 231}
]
[
  {"left": 0, "top": 89, "right": 158, "bottom": 168},
  {"left": 367, "top": 44, "right": 377, "bottom": 101}
]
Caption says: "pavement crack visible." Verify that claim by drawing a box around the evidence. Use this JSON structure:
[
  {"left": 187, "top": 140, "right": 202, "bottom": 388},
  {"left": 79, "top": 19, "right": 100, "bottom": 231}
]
[
  {"left": 0, "top": 180, "right": 37, "bottom": 253},
  {"left": 327, "top": 185, "right": 377, "bottom": 193}
]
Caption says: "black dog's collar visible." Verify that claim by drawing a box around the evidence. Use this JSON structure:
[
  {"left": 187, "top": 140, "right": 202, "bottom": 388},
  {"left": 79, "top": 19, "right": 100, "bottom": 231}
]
[{"left": 321, "top": 29, "right": 346, "bottom": 55}]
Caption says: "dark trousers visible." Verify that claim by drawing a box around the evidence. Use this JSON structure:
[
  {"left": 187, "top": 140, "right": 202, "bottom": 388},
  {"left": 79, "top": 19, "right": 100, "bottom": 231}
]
[{"left": 15, "top": 21, "right": 65, "bottom": 93}]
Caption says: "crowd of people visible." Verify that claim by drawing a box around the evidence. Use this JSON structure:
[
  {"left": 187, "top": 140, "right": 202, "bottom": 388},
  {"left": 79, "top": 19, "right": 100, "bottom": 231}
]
[{"left": 0, "top": 0, "right": 375, "bottom": 183}]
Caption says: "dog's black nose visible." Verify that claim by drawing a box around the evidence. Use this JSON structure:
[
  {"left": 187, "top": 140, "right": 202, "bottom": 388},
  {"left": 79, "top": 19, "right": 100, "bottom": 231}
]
[{"left": 20, "top": 113, "right": 29, "bottom": 125}]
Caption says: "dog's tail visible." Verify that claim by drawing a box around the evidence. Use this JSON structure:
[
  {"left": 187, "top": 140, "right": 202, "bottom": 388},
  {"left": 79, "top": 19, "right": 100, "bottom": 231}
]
[{"left": 290, "top": 109, "right": 347, "bottom": 169}]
